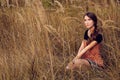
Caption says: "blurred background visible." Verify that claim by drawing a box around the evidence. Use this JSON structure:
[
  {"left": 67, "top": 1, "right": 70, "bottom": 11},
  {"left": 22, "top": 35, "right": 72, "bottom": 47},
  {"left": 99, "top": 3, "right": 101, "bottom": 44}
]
[{"left": 0, "top": 0, "right": 119, "bottom": 80}]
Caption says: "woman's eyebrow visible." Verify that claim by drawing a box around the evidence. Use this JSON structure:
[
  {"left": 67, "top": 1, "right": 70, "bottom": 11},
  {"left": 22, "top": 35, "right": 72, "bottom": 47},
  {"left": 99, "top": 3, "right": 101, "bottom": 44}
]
[
  {"left": 88, "top": 18, "right": 92, "bottom": 20},
  {"left": 84, "top": 18, "right": 91, "bottom": 20}
]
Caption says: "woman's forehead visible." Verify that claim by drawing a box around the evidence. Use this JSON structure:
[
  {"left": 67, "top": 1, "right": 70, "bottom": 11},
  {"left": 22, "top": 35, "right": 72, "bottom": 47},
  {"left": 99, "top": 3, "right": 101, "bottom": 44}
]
[{"left": 84, "top": 16, "right": 91, "bottom": 19}]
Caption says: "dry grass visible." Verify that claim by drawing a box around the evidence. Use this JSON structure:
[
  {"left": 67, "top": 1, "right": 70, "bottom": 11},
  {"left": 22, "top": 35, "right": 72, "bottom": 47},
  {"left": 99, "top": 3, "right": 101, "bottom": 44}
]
[{"left": 0, "top": 0, "right": 120, "bottom": 80}]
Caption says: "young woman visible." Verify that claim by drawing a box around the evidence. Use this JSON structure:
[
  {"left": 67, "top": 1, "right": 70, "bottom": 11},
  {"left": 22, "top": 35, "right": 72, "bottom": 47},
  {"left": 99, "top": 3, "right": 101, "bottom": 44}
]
[{"left": 66, "top": 12, "right": 104, "bottom": 70}]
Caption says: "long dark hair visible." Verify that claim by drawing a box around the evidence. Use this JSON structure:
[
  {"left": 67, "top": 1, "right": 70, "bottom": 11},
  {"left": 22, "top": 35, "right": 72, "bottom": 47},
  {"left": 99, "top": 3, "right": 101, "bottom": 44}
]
[{"left": 84, "top": 12, "right": 99, "bottom": 42}]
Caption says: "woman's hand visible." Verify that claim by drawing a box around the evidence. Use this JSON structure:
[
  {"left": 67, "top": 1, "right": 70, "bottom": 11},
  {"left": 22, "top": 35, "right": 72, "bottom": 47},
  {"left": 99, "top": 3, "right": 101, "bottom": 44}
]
[
  {"left": 73, "top": 51, "right": 83, "bottom": 61},
  {"left": 66, "top": 59, "right": 76, "bottom": 70},
  {"left": 73, "top": 56, "right": 79, "bottom": 61}
]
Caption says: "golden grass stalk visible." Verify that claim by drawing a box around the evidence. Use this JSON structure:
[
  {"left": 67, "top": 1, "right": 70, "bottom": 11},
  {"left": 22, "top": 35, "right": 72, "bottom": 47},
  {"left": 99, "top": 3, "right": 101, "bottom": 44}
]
[{"left": 54, "top": 0, "right": 64, "bottom": 13}]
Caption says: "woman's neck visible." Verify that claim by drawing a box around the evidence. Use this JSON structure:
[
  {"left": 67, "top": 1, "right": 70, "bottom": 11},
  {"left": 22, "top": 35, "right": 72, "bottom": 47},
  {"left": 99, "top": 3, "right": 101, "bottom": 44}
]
[{"left": 89, "top": 26, "right": 95, "bottom": 34}]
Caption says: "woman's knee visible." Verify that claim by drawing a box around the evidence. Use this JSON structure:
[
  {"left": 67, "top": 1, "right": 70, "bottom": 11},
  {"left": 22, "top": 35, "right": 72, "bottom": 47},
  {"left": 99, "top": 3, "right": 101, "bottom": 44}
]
[{"left": 66, "top": 59, "right": 89, "bottom": 70}]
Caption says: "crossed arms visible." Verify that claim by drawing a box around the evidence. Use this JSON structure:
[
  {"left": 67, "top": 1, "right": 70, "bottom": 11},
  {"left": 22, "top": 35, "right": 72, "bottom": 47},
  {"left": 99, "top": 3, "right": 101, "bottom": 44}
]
[{"left": 73, "top": 40, "right": 98, "bottom": 60}]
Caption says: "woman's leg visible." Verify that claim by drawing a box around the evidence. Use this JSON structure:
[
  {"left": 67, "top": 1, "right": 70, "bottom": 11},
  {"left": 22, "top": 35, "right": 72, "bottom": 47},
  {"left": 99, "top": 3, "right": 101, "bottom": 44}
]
[{"left": 66, "top": 59, "right": 90, "bottom": 70}]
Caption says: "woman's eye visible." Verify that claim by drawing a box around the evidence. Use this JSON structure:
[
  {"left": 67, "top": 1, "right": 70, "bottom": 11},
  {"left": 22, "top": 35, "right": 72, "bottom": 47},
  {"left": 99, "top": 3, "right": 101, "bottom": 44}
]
[{"left": 84, "top": 19, "right": 91, "bottom": 21}]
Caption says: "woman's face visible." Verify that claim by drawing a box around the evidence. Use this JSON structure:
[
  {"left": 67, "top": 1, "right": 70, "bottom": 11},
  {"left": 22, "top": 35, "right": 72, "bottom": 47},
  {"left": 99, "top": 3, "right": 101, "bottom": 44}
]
[{"left": 84, "top": 15, "right": 94, "bottom": 29}]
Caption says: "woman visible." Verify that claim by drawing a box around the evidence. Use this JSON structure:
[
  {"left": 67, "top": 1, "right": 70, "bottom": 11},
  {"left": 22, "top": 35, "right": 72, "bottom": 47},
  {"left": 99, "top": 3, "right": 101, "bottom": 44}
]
[{"left": 66, "top": 12, "right": 104, "bottom": 70}]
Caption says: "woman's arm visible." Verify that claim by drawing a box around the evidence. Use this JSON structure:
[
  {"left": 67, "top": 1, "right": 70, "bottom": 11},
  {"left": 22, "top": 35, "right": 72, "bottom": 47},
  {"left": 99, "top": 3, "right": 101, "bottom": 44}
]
[
  {"left": 77, "top": 40, "right": 87, "bottom": 54},
  {"left": 74, "top": 41, "right": 98, "bottom": 60}
]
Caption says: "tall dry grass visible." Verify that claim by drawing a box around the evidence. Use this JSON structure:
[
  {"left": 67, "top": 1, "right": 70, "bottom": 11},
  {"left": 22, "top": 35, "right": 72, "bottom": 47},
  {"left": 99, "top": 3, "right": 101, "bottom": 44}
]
[{"left": 0, "top": 0, "right": 120, "bottom": 80}]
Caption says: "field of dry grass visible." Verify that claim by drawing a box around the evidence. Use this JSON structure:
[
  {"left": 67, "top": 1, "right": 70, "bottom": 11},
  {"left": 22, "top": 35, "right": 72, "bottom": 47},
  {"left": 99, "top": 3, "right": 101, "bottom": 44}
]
[{"left": 0, "top": 0, "right": 120, "bottom": 80}]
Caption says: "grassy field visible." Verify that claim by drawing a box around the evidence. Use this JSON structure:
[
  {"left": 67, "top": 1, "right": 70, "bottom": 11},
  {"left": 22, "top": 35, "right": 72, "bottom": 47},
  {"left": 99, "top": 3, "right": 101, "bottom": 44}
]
[{"left": 0, "top": 0, "right": 120, "bottom": 80}]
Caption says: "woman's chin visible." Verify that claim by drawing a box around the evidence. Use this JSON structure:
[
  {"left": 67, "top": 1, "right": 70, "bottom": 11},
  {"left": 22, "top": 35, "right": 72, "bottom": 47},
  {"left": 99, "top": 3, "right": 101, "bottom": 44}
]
[{"left": 86, "top": 26, "right": 93, "bottom": 29}]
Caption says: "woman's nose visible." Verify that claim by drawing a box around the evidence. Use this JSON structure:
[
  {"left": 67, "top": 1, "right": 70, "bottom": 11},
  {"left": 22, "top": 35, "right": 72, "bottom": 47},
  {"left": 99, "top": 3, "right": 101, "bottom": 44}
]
[{"left": 85, "top": 21, "right": 88, "bottom": 24}]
